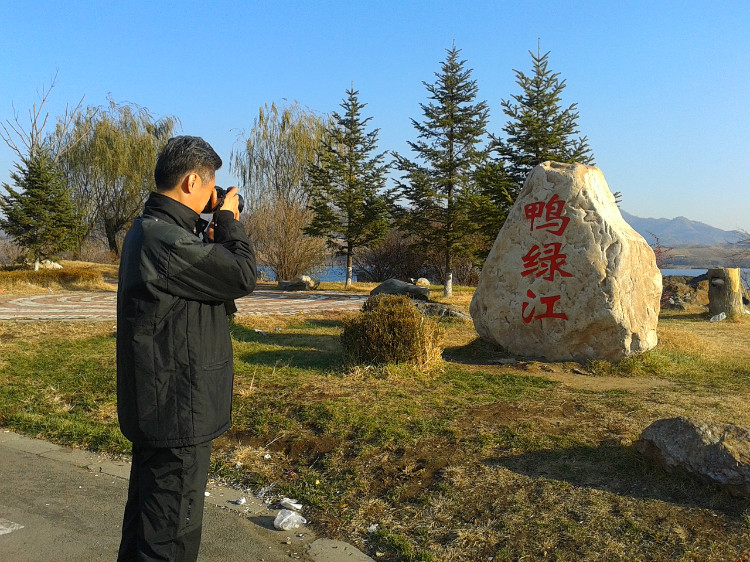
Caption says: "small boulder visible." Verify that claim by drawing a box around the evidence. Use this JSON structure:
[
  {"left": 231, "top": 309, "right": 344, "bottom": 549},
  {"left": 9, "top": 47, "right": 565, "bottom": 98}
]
[
  {"left": 635, "top": 417, "right": 750, "bottom": 497},
  {"left": 415, "top": 302, "right": 471, "bottom": 320},
  {"left": 278, "top": 275, "right": 320, "bottom": 291},
  {"left": 370, "top": 278, "right": 430, "bottom": 301}
]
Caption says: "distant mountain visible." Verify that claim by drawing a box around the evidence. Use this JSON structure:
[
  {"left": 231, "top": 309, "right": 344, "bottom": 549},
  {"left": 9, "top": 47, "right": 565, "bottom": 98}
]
[{"left": 620, "top": 210, "right": 744, "bottom": 246}]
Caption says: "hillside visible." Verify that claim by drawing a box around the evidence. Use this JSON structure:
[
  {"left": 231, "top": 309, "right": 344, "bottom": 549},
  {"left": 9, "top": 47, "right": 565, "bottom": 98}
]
[{"left": 620, "top": 210, "right": 745, "bottom": 246}]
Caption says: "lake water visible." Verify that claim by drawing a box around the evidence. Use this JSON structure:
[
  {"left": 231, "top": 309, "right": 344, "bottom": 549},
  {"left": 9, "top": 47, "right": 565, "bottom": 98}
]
[
  {"left": 661, "top": 268, "right": 750, "bottom": 288},
  {"left": 261, "top": 266, "right": 750, "bottom": 288},
  {"left": 259, "top": 265, "right": 349, "bottom": 282}
]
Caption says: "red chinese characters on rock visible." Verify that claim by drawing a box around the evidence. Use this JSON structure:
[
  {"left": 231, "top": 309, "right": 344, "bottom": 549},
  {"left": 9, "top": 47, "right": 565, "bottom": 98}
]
[
  {"left": 521, "top": 194, "right": 571, "bottom": 324},
  {"left": 524, "top": 194, "right": 569, "bottom": 236},
  {"left": 522, "top": 290, "right": 568, "bottom": 323},
  {"left": 521, "top": 242, "right": 573, "bottom": 282}
]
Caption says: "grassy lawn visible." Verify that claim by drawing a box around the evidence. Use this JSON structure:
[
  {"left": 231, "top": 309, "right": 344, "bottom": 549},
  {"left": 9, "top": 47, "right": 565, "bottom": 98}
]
[{"left": 0, "top": 288, "right": 749, "bottom": 561}]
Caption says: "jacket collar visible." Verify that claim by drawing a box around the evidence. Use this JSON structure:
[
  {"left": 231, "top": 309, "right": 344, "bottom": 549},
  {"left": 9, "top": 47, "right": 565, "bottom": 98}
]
[{"left": 143, "top": 192, "right": 202, "bottom": 234}]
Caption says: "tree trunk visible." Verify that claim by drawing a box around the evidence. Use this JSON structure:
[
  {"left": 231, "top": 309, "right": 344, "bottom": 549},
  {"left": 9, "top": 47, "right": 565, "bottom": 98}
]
[
  {"left": 444, "top": 251, "right": 453, "bottom": 297},
  {"left": 707, "top": 268, "right": 744, "bottom": 318},
  {"left": 105, "top": 225, "right": 120, "bottom": 258},
  {"left": 345, "top": 252, "right": 353, "bottom": 289}
]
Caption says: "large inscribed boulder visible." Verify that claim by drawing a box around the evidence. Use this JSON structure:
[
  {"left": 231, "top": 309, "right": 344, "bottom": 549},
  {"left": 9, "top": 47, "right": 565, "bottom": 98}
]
[{"left": 470, "top": 162, "right": 661, "bottom": 362}]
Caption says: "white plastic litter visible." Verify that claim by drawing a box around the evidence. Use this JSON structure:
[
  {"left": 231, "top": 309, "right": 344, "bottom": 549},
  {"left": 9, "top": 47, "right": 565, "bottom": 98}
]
[
  {"left": 274, "top": 509, "right": 307, "bottom": 530},
  {"left": 280, "top": 497, "right": 303, "bottom": 510},
  {"left": 234, "top": 496, "right": 247, "bottom": 505},
  {"left": 367, "top": 524, "right": 379, "bottom": 533},
  {"left": 256, "top": 483, "right": 276, "bottom": 498},
  {"left": 263, "top": 453, "right": 272, "bottom": 460},
  {"left": 710, "top": 312, "right": 727, "bottom": 322}
]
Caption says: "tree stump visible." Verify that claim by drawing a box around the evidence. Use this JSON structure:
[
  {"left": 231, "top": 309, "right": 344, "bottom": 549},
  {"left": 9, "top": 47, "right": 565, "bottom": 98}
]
[{"left": 707, "top": 268, "right": 744, "bottom": 318}]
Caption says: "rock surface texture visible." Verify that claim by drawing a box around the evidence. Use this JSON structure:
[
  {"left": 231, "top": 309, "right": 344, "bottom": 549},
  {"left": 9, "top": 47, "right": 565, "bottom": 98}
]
[
  {"left": 636, "top": 417, "right": 750, "bottom": 497},
  {"left": 370, "top": 279, "right": 430, "bottom": 301},
  {"left": 470, "top": 162, "right": 661, "bottom": 362},
  {"left": 278, "top": 275, "right": 320, "bottom": 291}
]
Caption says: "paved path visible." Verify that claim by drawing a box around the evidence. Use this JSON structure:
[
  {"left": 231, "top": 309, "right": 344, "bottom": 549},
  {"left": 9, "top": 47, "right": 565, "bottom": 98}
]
[
  {"left": 0, "top": 289, "right": 368, "bottom": 320},
  {"left": 0, "top": 430, "right": 373, "bottom": 562}
]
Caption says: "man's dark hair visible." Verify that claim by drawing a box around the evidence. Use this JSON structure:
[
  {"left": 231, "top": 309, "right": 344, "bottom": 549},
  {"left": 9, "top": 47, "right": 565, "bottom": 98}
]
[{"left": 154, "top": 136, "right": 222, "bottom": 191}]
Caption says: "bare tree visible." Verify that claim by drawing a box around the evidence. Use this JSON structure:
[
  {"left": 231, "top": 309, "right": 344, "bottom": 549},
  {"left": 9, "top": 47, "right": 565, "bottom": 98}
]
[
  {"left": 0, "top": 72, "right": 89, "bottom": 163},
  {"left": 231, "top": 101, "right": 328, "bottom": 281}
]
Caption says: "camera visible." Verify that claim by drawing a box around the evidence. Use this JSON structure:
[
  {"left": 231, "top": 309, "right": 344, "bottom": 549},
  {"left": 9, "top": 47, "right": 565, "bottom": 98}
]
[{"left": 203, "top": 186, "right": 245, "bottom": 214}]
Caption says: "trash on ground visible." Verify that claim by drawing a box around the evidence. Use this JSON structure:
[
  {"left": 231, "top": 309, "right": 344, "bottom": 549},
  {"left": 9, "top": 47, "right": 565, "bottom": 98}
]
[
  {"left": 232, "top": 496, "right": 247, "bottom": 505},
  {"left": 710, "top": 312, "right": 727, "bottom": 322},
  {"left": 274, "top": 509, "right": 307, "bottom": 530},
  {"left": 368, "top": 524, "right": 379, "bottom": 533},
  {"left": 256, "top": 483, "right": 276, "bottom": 498},
  {"left": 280, "top": 497, "right": 303, "bottom": 510}
]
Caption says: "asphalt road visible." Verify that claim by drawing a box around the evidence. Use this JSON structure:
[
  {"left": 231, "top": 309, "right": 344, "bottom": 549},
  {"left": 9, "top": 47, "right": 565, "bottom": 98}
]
[{"left": 0, "top": 430, "right": 372, "bottom": 562}]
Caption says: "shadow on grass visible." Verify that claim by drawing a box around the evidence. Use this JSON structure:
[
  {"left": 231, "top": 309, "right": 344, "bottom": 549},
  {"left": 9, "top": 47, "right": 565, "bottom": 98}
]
[
  {"left": 487, "top": 443, "right": 750, "bottom": 518},
  {"left": 660, "top": 311, "right": 711, "bottom": 322},
  {"left": 239, "top": 346, "right": 344, "bottom": 371},
  {"left": 443, "top": 336, "right": 514, "bottom": 365}
]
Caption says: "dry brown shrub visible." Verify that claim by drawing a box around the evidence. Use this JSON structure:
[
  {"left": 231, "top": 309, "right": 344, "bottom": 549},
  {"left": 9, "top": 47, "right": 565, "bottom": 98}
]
[{"left": 341, "top": 294, "right": 443, "bottom": 369}]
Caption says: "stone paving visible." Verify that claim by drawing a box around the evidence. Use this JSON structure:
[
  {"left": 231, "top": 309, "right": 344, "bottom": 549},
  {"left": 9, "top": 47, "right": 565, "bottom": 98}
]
[{"left": 0, "top": 289, "right": 368, "bottom": 320}]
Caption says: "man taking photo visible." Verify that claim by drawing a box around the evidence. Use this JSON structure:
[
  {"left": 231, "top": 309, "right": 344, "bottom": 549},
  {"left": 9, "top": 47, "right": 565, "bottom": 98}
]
[{"left": 116, "top": 135, "right": 256, "bottom": 561}]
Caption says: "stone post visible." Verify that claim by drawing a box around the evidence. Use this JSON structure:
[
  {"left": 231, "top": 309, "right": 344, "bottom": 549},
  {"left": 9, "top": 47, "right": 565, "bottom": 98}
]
[{"left": 707, "top": 268, "right": 744, "bottom": 318}]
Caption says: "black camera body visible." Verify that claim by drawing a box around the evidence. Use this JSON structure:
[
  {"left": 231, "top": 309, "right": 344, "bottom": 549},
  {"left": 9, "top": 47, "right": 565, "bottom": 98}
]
[{"left": 203, "top": 186, "right": 245, "bottom": 214}]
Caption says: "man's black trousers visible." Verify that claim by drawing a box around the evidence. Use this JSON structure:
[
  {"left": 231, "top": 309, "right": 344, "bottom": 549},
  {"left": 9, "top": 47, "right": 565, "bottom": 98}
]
[{"left": 117, "top": 441, "right": 212, "bottom": 562}]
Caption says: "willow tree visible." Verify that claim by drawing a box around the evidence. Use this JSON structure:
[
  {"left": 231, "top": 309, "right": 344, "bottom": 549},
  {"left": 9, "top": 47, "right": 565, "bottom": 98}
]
[
  {"left": 58, "top": 100, "right": 178, "bottom": 256},
  {"left": 305, "top": 87, "right": 390, "bottom": 288},
  {"left": 394, "top": 45, "right": 490, "bottom": 297},
  {"left": 231, "top": 101, "right": 328, "bottom": 280}
]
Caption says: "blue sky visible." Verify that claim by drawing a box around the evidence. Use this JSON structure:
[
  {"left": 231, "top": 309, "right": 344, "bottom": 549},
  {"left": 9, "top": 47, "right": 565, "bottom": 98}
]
[{"left": 1, "top": 0, "right": 748, "bottom": 232}]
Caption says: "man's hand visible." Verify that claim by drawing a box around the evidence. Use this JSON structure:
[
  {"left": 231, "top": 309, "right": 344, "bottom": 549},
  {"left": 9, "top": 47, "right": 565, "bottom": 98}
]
[{"left": 219, "top": 187, "right": 241, "bottom": 221}]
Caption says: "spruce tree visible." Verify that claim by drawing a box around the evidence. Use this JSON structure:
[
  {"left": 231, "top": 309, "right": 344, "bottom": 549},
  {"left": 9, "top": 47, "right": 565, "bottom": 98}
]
[
  {"left": 305, "top": 87, "right": 390, "bottom": 288},
  {"left": 0, "top": 152, "right": 84, "bottom": 269},
  {"left": 394, "top": 45, "right": 490, "bottom": 296},
  {"left": 496, "top": 48, "right": 594, "bottom": 200}
]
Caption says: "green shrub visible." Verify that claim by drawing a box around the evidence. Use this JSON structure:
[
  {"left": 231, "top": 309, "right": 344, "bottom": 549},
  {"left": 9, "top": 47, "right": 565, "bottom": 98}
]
[{"left": 341, "top": 294, "right": 443, "bottom": 368}]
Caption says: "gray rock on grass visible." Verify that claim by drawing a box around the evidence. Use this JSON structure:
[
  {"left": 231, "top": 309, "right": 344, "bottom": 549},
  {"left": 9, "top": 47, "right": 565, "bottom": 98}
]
[{"left": 636, "top": 416, "right": 750, "bottom": 497}]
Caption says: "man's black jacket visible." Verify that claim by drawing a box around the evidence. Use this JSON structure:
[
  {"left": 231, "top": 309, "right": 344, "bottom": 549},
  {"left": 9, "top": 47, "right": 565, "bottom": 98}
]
[{"left": 117, "top": 192, "right": 256, "bottom": 447}]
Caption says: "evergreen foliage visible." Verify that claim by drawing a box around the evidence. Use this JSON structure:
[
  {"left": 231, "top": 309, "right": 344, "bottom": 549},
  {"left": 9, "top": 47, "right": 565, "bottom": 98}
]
[
  {"left": 495, "top": 48, "right": 595, "bottom": 199},
  {"left": 0, "top": 152, "right": 84, "bottom": 267},
  {"left": 305, "top": 87, "right": 390, "bottom": 288},
  {"left": 394, "top": 45, "right": 490, "bottom": 296}
]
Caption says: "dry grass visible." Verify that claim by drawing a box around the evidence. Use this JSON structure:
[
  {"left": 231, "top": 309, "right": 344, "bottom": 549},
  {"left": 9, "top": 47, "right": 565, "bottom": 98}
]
[
  {"left": 2, "top": 283, "right": 750, "bottom": 561},
  {"left": 0, "top": 262, "right": 115, "bottom": 293}
]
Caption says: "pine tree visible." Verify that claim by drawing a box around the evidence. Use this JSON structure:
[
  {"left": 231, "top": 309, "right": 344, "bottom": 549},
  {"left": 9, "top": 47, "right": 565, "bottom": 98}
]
[
  {"left": 305, "top": 87, "right": 390, "bottom": 288},
  {"left": 496, "top": 48, "right": 594, "bottom": 200},
  {"left": 394, "top": 45, "right": 490, "bottom": 296},
  {"left": 0, "top": 152, "right": 84, "bottom": 269}
]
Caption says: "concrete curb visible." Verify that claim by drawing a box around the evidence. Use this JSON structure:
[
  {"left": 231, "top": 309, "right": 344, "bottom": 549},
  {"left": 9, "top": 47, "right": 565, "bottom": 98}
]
[{"left": 0, "top": 429, "right": 373, "bottom": 562}]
